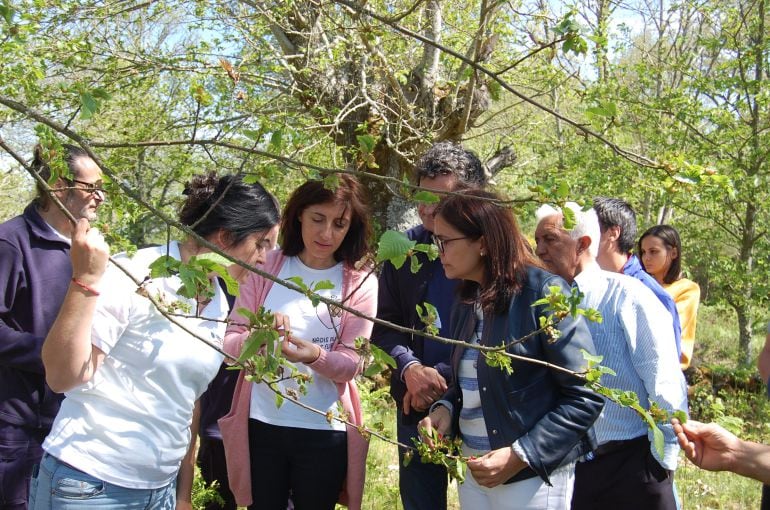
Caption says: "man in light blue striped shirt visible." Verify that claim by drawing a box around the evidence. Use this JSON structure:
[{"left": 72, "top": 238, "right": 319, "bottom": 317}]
[{"left": 534, "top": 203, "right": 688, "bottom": 510}]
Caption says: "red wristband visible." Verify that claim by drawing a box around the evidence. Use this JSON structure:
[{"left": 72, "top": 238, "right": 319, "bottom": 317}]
[{"left": 71, "top": 277, "right": 100, "bottom": 296}]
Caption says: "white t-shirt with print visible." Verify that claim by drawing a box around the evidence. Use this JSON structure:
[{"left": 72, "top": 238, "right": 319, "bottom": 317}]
[
  {"left": 249, "top": 256, "right": 346, "bottom": 432},
  {"left": 43, "top": 242, "right": 226, "bottom": 489}
]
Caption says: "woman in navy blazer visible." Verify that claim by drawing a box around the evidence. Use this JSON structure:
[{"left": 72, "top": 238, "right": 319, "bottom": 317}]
[{"left": 420, "top": 190, "right": 603, "bottom": 509}]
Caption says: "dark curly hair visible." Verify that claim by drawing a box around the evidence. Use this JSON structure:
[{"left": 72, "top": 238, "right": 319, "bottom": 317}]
[
  {"left": 415, "top": 141, "right": 487, "bottom": 187},
  {"left": 180, "top": 172, "right": 280, "bottom": 245}
]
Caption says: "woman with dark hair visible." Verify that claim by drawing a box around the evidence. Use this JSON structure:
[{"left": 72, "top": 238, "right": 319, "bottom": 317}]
[
  {"left": 30, "top": 173, "right": 280, "bottom": 509},
  {"left": 220, "top": 174, "right": 377, "bottom": 510},
  {"left": 638, "top": 225, "right": 701, "bottom": 370},
  {"left": 419, "top": 189, "right": 603, "bottom": 509}
]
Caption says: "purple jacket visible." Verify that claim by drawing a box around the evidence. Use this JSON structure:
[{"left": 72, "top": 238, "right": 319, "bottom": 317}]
[{"left": 0, "top": 204, "right": 68, "bottom": 429}]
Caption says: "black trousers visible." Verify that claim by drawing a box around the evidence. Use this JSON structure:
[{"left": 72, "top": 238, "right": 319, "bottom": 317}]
[
  {"left": 571, "top": 437, "right": 677, "bottom": 510},
  {"left": 247, "top": 419, "right": 347, "bottom": 510},
  {"left": 197, "top": 437, "right": 237, "bottom": 510}
]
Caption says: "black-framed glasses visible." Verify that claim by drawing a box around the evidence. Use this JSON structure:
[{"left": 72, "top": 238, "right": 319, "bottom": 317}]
[
  {"left": 66, "top": 178, "right": 106, "bottom": 195},
  {"left": 431, "top": 234, "right": 468, "bottom": 254}
]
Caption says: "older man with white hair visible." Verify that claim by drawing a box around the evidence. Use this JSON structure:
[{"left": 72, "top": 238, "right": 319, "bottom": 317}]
[{"left": 534, "top": 203, "right": 687, "bottom": 510}]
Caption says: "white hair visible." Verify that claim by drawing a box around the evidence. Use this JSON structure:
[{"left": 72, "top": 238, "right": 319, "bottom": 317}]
[{"left": 535, "top": 202, "right": 600, "bottom": 258}]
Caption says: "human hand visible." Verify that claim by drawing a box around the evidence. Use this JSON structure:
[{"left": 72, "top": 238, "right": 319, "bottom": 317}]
[
  {"left": 418, "top": 405, "right": 451, "bottom": 445},
  {"left": 466, "top": 447, "right": 527, "bottom": 488},
  {"left": 672, "top": 418, "right": 741, "bottom": 473},
  {"left": 175, "top": 500, "right": 192, "bottom": 510},
  {"left": 404, "top": 364, "right": 448, "bottom": 411},
  {"left": 282, "top": 334, "right": 321, "bottom": 364},
  {"left": 403, "top": 390, "right": 430, "bottom": 415},
  {"left": 70, "top": 218, "right": 109, "bottom": 287}
]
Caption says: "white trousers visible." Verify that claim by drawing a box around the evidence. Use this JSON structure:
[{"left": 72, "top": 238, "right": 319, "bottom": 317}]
[{"left": 458, "top": 459, "right": 576, "bottom": 510}]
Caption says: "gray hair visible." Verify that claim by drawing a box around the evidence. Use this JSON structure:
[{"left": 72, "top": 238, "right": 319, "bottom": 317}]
[{"left": 535, "top": 202, "right": 600, "bottom": 258}]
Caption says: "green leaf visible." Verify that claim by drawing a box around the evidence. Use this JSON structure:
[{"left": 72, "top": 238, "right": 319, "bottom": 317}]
[
  {"left": 371, "top": 343, "right": 397, "bottom": 369},
  {"left": 585, "top": 102, "right": 617, "bottom": 118},
  {"left": 488, "top": 80, "right": 501, "bottom": 101},
  {"left": 323, "top": 173, "right": 340, "bottom": 191},
  {"left": 149, "top": 255, "right": 179, "bottom": 278},
  {"left": 238, "top": 328, "right": 272, "bottom": 362},
  {"left": 650, "top": 425, "right": 665, "bottom": 459},
  {"left": 413, "top": 190, "right": 440, "bottom": 204},
  {"left": 80, "top": 92, "right": 98, "bottom": 119},
  {"left": 195, "top": 252, "right": 234, "bottom": 267},
  {"left": 243, "top": 129, "right": 261, "bottom": 140},
  {"left": 269, "top": 130, "right": 283, "bottom": 151},
  {"left": 581, "top": 350, "right": 604, "bottom": 365},
  {"left": 673, "top": 173, "right": 700, "bottom": 185},
  {"left": 556, "top": 181, "right": 570, "bottom": 198},
  {"left": 562, "top": 206, "right": 576, "bottom": 230},
  {"left": 409, "top": 254, "right": 423, "bottom": 274},
  {"left": 376, "top": 230, "right": 417, "bottom": 266},
  {"left": 0, "top": 4, "right": 14, "bottom": 24},
  {"left": 312, "top": 280, "right": 335, "bottom": 292},
  {"left": 286, "top": 276, "right": 308, "bottom": 291},
  {"left": 357, "top": 134, "right": 376, "bottom": 153}
]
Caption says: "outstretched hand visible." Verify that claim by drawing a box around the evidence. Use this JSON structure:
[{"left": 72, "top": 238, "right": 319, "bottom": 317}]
[
  {"left": 71, "top": 218, "right": 110, "bottom": 287},
  {"left": 672, "top": 418, "right": 740, "bottom": 472}
]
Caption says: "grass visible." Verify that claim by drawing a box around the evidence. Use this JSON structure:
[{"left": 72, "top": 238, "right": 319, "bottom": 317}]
[{"left": 359, "top": 382, "right": 460, "bottom": 509}]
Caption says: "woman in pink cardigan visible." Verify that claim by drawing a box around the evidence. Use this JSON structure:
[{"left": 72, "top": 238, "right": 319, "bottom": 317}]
[{"left": 220, "top": 175, "right": 377, "bottom": 510}]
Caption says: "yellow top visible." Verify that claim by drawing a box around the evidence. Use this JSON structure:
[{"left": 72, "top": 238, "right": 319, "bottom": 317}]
[{"left": 664, "top": 278, "right": 701, "bottom": 370}]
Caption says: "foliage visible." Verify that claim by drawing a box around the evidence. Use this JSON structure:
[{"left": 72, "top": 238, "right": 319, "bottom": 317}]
[
  {"left": 190, "top": 467, "right": 224, "bottom": 510},
  {"left": 149, "top": 252, "right": 239, "bottom": 301}
]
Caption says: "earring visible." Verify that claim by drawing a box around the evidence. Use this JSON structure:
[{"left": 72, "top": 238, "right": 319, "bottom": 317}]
[{"left": 480, "top": 251, "right": 485, "bottom": 256}]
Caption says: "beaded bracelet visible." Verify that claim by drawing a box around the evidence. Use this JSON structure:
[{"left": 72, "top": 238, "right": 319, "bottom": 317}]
[{"left": 71, "top": 277, "right": 101, "bottom": 296}]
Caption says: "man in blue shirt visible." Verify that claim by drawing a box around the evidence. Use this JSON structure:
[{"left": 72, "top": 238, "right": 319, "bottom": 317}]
[
  {"left": 371, "top": 141, "right": 486, "bottom": 510},
  {"left": 593, "top": 197, "right": 682, "bottom": 359},
  {"left": 534, "top": 203, "right": 687, "bottom": 510},
  {"left": 0, "top": 143, "right": 105, "bottom": 510}
]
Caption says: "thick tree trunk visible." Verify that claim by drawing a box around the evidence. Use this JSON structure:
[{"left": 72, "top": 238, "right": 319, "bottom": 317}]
[{"left": 368, "top": 141, "right": 420, "bottom": 232}]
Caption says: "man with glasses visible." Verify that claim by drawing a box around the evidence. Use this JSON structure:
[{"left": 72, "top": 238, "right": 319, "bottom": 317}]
[
  {"left": 0, "top": 143, "right": 105, "bottom": 510},
  {"left": 372, "top": 141, "right": 486, "bottom": 510}
]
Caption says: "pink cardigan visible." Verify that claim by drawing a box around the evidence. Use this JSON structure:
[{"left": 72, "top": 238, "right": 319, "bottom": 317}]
[{"left": 219, "top": 250, "right": 377, "bottom": 509}]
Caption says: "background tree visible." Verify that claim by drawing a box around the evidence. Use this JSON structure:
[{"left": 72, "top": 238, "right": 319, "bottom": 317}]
[{"left": 1, "top": 0, "right": 767, "bottom": 363}]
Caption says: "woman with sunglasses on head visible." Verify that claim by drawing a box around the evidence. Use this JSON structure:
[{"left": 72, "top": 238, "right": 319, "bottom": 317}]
[
  {"left": 419, "top": 190, "right": 603, "bottom": 510},
  {"left": 638, "top": 225, "right": 701, "bottom": 370},
  {"left": 30, "top": 172, "right": 280, "bottom": 509},
  {"left": 220, "top": 174, "right": 377, "bottom": 510}
]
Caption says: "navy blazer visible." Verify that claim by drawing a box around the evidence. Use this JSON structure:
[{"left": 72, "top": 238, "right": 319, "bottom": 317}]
[
  {"left": 445, "top": 266, "right": 603, "bottom": 484},
  {"left": 371, "top": 225, "right": 454, "bottom": 408}
]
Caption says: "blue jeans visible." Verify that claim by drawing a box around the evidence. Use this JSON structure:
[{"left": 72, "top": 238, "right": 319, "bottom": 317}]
[
  {"left": 29, "top": 453, "right": 176, "bottom": 509},
  {"left": 397, "top": 409, "right": 448, "bottom": 510}
]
